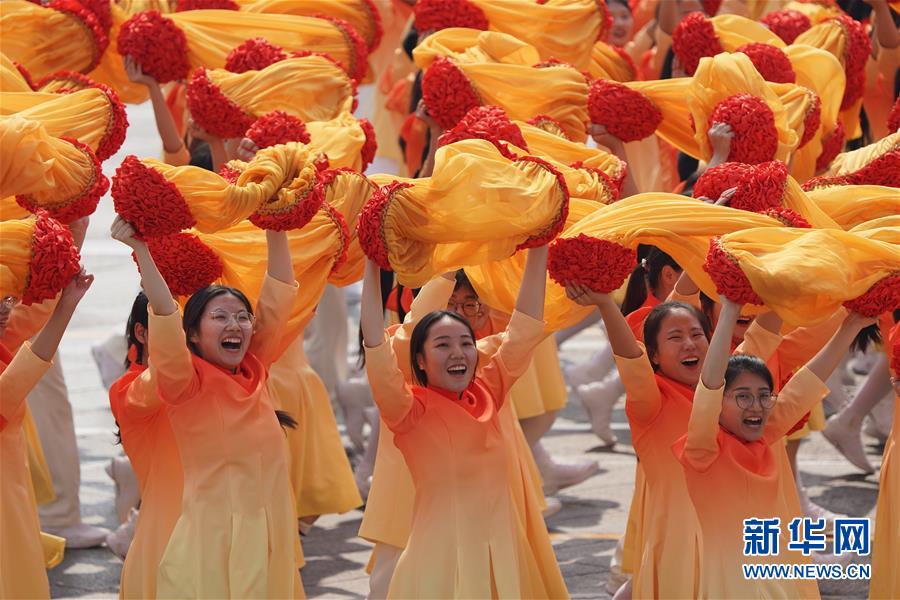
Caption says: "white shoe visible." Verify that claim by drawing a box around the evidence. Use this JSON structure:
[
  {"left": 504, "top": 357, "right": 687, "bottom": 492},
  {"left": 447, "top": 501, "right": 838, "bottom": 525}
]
[
  {"left": 822, "top": 415, "right": 875, "bottom": 474},
  {"left": 542, "top": 496, "right": 562, "bottom": 520},
  {"left": 532, "top": 442, "right": 600, "bottom": 495},
  {"left": 90, "top": 335, "right": 128, "bottom": 390},
  {"left": 44, "top": 522, "right": 110, "bottom": 549},
  {"left": 865, "top": 392, "right": 894, "bottom": 442},
  {"left": 336, "top": 378, "right": 372, "bottom": 453},
  {"left": 575, "top": 381, "right": 619, "bottom": 446},
  {"left": 354, "top": 464, "right": 372, "bottom": 501},
  {"left": 106, "top": 455, "right": 141, "bottom": 524},
  {"left": 106, "top": 508, "right": 138, "bottom": 559}
]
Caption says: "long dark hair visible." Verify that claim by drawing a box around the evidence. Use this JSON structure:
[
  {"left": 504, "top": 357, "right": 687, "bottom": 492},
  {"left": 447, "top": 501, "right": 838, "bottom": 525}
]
[
  {"left": 622, "top": 245, "right": 682, "bottom": 316},
  {"left": 409, "top": 310, "right": 477, "bottom": 386},
  {"left": 643, "top": 301, "right": 711, "bottom": 370},
  {"left": 725, "top": 354, "right": 774, "bottom": 391},
  {"left": 182, "top": 285, "right": 254, "bottom": 355},
  {"left": 125, "top": 292, "right": 149, "bottom": 367}
]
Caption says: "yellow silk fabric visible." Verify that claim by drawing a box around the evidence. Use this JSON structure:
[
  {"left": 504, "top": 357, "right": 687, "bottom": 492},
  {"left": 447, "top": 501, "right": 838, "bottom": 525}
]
[
  {"left": 826, "top": 131, "right": 900, "bottom": 176},
  {"left": 413, "top": 28, "right": 542, "bottom": 67},
  {"left": 718, "top": 226, "right": 900, "bottom": 326},
  {"left": 0, "top": 1, "right": 99, "bottom": 79},
  {"left": 626, "top": 77, "right": 697, "bottom": 156},
  {"left": 589, "top": 41, "right": 636, "bottom": 82},
  {"left": 324, "top": 170, "right": 377, "bottom": 287},
  {"left": 0, "top": 215, "right": 36, "bottom": 299},
  {"left": 0, "top": 53, "right": 33, "bottom": 92},
  {"left": 0, "top": 89, "right": 115, "bottom": 156},
  {"left": 237, "top": 0, "right": 383, "bottom": 51},
  {"left": 779, "top": 173, "right": 841, "bottom": 229},
  {"left": 710, "top": 14, "right": 786, "bottom": 50},
  {"left": 808, "top": 185, "right": 900, "bottom": 230},
  {"left": 203, "top": 55, "right": 355, "bottom": 123},
  {"left": 517, "top": 120, "right": 627, "bottom": 184},
  {"left": 377, "top": 139, "right": 569, "bottom": 288},
  {"left": 783, "top": 0, "right": 843, "bottom": 24},
  {"left": 306, "top": 112, "right": 372, "bottom": 171},
  {"left": 86, "top": 3, "right": 151, "bottom": 105}
]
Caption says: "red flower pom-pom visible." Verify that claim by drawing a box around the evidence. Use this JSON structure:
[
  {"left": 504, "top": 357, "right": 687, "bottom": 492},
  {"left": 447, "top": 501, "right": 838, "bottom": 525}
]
[
  {"left": 218, "top": 163, "right": 242, "bottom": 183},
  {"left": 815, "top": 121, "right": 845, "bottom": 172},
  {"left": 186, "top": 68, "right": 253, "bottom": 139},
  {"left": 140, "top": 233, "right": 224, "bottom": 297},
  {"left": 843, "top": 274, "right": 900, "bottom": 317},
  {"left": 438, "top": 105, "right": 528, "bottom": 151},
  {"left": 319, "top": 202, "right": 351, "bottom": 273},
  {"left": 175, "top": 0, "right": 238, "bottom": 10},
  {"left": 413, "top": 0, "right": 489, "bottom": 32},
  {"left": 702, "top": 0, "right": 722, "bottom": 15},
  {"left": 710, "top": 94, "right": 779, "bottom": 164},
  {"left": 111, "top": 155, "right": 196, "bottom": 237},
  {"left": 422, "top": 57, "right": 482, "bottom": 130},
  {"left": 761, "top": 207, "right": 811, "bottom": 228},
  {"left": 737, "top": 43, "right": 796, "bottom": 84},
  {"left": 225, "top": 38, "right": 288, "bottom": 73},
  {"left": 246, "top": 111, "right": 310, "bottom": 148},
  {"left": 527, "top": 115, "right": 570, "bottom": 141},
  {"left": 800, "top": 174, "right": 852, "bottom": 190},
  {"left": 692, "top": 162, "right": 754, "bottom": 200},
  {"left": 514, "top": 155, "right": 570, "bottom": 249},
  {"left": 548, "top": 235, "right": 636, "bottom": 293},
  {"left": 851, "top": 149, "right": 900, "bottom": 187},
  {"left": 760, "top": 10, "right": 811, "bottom": 44},
  {"left": 359, "top": 118, "right": 377, "bottom": 171},
  {"left": 49, "top": 0, "right": 109, "bottom": 72},
  {"left": 76, "top": 0, "right": 112, "bottom": 32},
  {"left": 672, "top": 11, "right": 723, "bottom": 76},
  {"left": 21, "top": 212, "right": 82, "bottom": 306},
  {"left": 317, "top": 15, "right": 369, "bottom": 82},
  {"left": 16, "top": 137, "right": 108, "bottom": 222},
  {"left": 13, "top": 60, "right": 36, "bottom": 90},
  {"left": 356, "top": 181, "right": 412, "bottom": 271},
  {"left": 118, "top": 11, "right": 190, "bottom": 83},
  {"left": 588, "top": 79, "right": 661, "bottom": 142},
  {"left": 834, "top": 15, "right": 871, "bottom": 110},
  {"left": 729, "top": 160, "right": 788, "bottom": 213},
  {"left": 704, "top": 237, "right": 763, "bottom": 305},
  {"left": 248, "top": 169, "right": 324, "bottom": 231},
  {"left": 888, "top": 96, "right": 900, "bottom": 134},
  {"left": 798, "top": 91, "right": 821, "bottom": 149},
  {"left": 35, "top": 70, "right": 96, "bottom": 93},
  {"left": 93, "top": 84, "right": 129, "bottom": 161}
]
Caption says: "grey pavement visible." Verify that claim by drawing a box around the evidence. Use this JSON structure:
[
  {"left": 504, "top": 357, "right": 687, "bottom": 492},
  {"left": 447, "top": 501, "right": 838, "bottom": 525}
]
[{"left": 44, "top": 99, "right": 883, "bottom": 599}]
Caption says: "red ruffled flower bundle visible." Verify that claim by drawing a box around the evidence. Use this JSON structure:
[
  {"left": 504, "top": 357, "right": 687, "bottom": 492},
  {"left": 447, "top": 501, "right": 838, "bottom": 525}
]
[
  {"left": 413, "top": 0, "right": 489, "bottom": 32},
  {"left": 514, "top": 155, "right": 570, "bottom": 250},
  {"left": 111, "top": 155, "right": 196, "bottom": 237},
  {"left": 140, "top": 233, "right": 224, "bottom": 297},
  {"left": 702, "top": 0, "right": 722, "bottom": 15},
  {"left": 588, "top": 80, "right": 662, "bottom": 142},
  {"left": 814, "top": 121, "right": 845, "bottom": 173},
  {"left": 527, "top": 115, "right": 570, "bottom": 140},
  {"left": 729, "top": 160, "right": 788, "bottom": 213},
  {"left": 49, "top": 0, "right": 109, "bottom": 72},
  {"left": 888, "top": 96, "right": 900, "bottom": 135},
  {"left": 798, "top": 91, "right": 821, "bottom": 149},
  {"left": 175, "top": 0, "right": 238, "bottom": 11},
  {"left": 16, "top": 137, "right": 108, "bottom": 223},
  {"left": 13, "top": 60, "right": 36, "bottom": 90},
  {"left": 438, "top": 105, "right": 528, "bottom": 151},
  {"left": 75, "top": 0, "right": 112, "bottom": 32},
  {"left": 761, "top": 10, "right": 811, "bottom": 44},
  {"left": 246, "top": 111, "right": 311, "bottom": 148},
  {"left": 317, "top": 15, "right": 369, "bottom": 82},
  {"left": 762, "top": 207, "right": 811, "bottom": 228},
  {"left": 248, "top": 169, "right": 324, "bottom": 231},
  {"left": 548, "top": 235, "right": 636, "bottom": 293},
  {"left": 709, "top": 94, "right": 778, "bottom": 164},
  {"left": 356, "top": 181, "right": 412, "bottom": 271},
  {"left": 843, "top": 274, "right": 900, "bottom": 318},
  {"left": 672, "top": 12, "right": 723, "bottom": 76},
  {"left": 22, "top": 211, "right": 82, "bottom": 306},
  {"left": 704, "top": 238, "right": 763, "bottom": 305},
  {"left": 800, "top": 174, "right": 851, "bottom": 190},
  {"left": 218, "top": 164, "right": 242, "bottom": 184},
  {"left": 422, "top": 57, "right": 482, "bottom": 130},
  {"left": 93, "top": 83, "right": 129, "bottom": 161},
  {"left": 737, "top": 43, "right": 796, "bottom": 84},
  {"left": 834, "top": 15, "right": 871, "bottom": 110},
  {"left": 809, "top": 148, "right": 900, "bottom": 189},
  {"left": 319, "top": 202, "right": 351, "bottom": 274},
  {"left": 359, "top": 118, "right": 378, "bottom": 170},
  {"left": 692, "top": 162, "right": 753, "bottom": 200},
  {"left": 118, "top": 11, "right": 190, "bottom": 83},
  {"left": 186, "top": 68, "right": 254, "bottom": 139},
  {"left": 35, "top": 70, "right": 96, "bottom": 93},
  {"left": 225, "top": 38, "right": 288, "bottom": 73}
]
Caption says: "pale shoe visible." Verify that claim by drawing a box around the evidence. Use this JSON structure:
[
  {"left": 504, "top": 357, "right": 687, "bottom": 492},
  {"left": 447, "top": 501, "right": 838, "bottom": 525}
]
[
  {"left": 532, "top": 442, "right": 600, "bottom": 495},
  {"left": 106, "top": 508, "right": 138, "bottom": 559},
  {"left": 44, "top": 522, "right": 110, "bottom": 549},
  {"left": 575, "top": 381, "right": 619, "bottom": 447},
  {"left": 799, "top": 487, "right": 848, "bottom": 535},
  {"left": 105, "top": 455, "right": 141, "bottom": 524},
  {"left": 336, "top": 377, "right": 372, "bottom": 453},
  {"left": 542, "top": 496, "right": 562, "bottom": 520},
  {"left": 822, "top": 415, "right": 875, "bottom": 474}
]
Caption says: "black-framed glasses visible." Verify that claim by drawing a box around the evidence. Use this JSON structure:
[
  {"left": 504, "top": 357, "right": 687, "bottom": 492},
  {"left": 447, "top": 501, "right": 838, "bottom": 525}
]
[
  {"left": 447, "top": 300, "right": 482, "bottom": 318},
  {"left": 729, "top": 391, "right": 777, "bottom": 410}
]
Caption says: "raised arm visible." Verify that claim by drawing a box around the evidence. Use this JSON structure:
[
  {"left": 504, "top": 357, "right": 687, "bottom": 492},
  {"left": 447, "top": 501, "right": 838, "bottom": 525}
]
[
  {"left": 125, "top": 56, "right": 185, "bottom": 157},
  {"left": 248, "top": 230, "right": 299, "bottom": 367},
  {"left": 589, "top": 125, "right": 638, "bottom": 199}
]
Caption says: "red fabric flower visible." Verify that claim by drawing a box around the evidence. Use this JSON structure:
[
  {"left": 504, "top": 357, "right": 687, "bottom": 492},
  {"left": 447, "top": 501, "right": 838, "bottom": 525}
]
[
  {"left": 704, "top": 237, "right": 763, "bottom": 305},
  {"left": 48, "top": 0, "right": 109, "bottom": 72},
  {"left": 175, "top": 0, "right": 238, "bottom": 10},
  {"left": 92, "top": 83, "right": 129, "bottom": 161},
  {"left": 139, "top": 233, "right": 224, "bottom": 297},
  {"left": 760, "top": 10, "right": 811, "bottom": 44},
  {"left": 13, "top": 60, "right": 36, "bottom": 90},
  {"left": 692, "top": 162, "right": 754, "bottom": 200},
  {"left": 888, "top": 96, "right": 900, "bottom": 135},
  {"left": 75, "top": 0, "right": 112, "bottom": 32},
  {"left": 800, "top": 174, "right": 852, "bottom": 191},
  {"left": 702, "top": 0, "right": 722, "bottom": 15},
  {"left": 548, "top": 235, "right": 636, "bottom": 293},
  {"left": 526, "top": 115, "right": 571, "bottom": 141},
  {"left": 798, "top": 91, "right": 821, "bottom": 149},
  {"left": 35, "top": 70, "right": 96, "bottom": 93},
  {"left": 672, "top": 12, "right": 723, "bottom": 76},
  {"left": 834, "top": 15, "right": 871, "bottom": 110},
  {"left": 514, "top": 155, "right": 570, "bottom": 250},
  {"left": 319, "top": 202, "right": 351, "bottom": 274},
  {"left": 850, "top": 149, "right": 900, "bottom": 187},
  {"left": 246, "top": 111, "right": 311, "bottom": 148},
  {"left": 438, "top": 105, "right": 528, "bottom": 151},
  {"left": 249, "top": 171, "right": 324, "bottom": 231},
  {"left": 356, "top": 181, "right": 412, "bottom": 271},
  {"left": 359, "top": 118, "right": 378, "bottom": 171},
  {"left": 225, "top": 38, "right": 288, "bottom": 73},
  {"left": 843, "top": 274, "right": 900, "bottom": 318},
  {"left": 118, "top": 11, "right": 190, "bottom": 83},
  {"left": 422, "top": 57, "right": 482, "bottom": 130},
  {"left": 111, "top": 155, "right": 196, "bottom": 237},
  {"left": 761, "top": 207, "right": 811, "bottom": 228},
  {"left": 16, "top": 137, "right": 108, "bottom": 223},
  {"left": 710, "top": 94, "right": 779, "bottom": 164},
  {"left": 186, "top": 68, "right": 253, "bottom": 139},
  {"left": 737, "top": 43, "right": 796, "bottom": 84},
  {"left": 218, "top": 163, "right": 242, "bottom": 184},
  {"left": 588, "top": 79, "right": 662, "bottom": 142},
  {"left": 413, "top": 0, "right": 489, "bottom": 32},
  {"left": 317, "top": 15, "right": 369, "bottom": 82},
  {"left": 815, "top": 121, "right": 845, "bottom": 173},
  {"left": 729, "top": 161, "right": 788, "bottom": 213},
  {"left": 21, "top": 212, "right": 82, "bottom": 306}
]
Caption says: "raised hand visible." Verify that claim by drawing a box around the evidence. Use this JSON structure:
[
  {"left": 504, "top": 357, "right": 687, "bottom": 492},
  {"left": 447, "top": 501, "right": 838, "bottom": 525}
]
[
  {"left": 124, "top": 55, "right": 157, "bottom": 87},
  {"left": 59, "top": 268, "right": 94, "bottom": 308},
  {"left": 110, "top": 215, "right": 144, "bottom": 251}
]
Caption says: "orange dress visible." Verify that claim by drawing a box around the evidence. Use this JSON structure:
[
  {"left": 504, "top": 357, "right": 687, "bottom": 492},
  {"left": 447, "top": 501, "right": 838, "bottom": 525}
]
[
  {"left": 365, "top": 310, "right": 549, "bottom": 599},
  {"left": 0, "top": 342, "right": 52, "bottom": 599},
  {"left": 149, "top": 275, "right": 304, "bottom": 599},
  {"left": 673, "top": 369, "right": 829, "bottom": 598},
  {"left": 108, "top": 363, "right": 183, "bottom": 600}
]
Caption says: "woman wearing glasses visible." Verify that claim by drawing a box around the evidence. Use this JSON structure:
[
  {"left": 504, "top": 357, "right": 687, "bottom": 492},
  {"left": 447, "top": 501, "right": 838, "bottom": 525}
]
[
  {"left": 673, "top": 297, "right": 873, "bottom": 598},
  {"left": 110, "top": 216, "right": 304, "bottom": 599}
]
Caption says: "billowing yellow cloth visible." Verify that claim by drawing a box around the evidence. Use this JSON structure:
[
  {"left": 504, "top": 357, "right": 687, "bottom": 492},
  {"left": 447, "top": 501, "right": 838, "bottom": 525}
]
[
  {"left": 305, "top": 112, "right": 374, "bottom": 172},
  {"left": 364, "top": 139, "right": 569, "bottom": 288},
  {"left": 715, "top": 226, "right": 900, "bottom": 326},
  {"left": 0, "top": 53, "right": 33, "bottom": 92},
  {"left": 0, "top": 217, "right": 38, "bottom": 299},
  {"left": 589, "top": 41, "right": 637, "bottom": 82},
  {"left": 826, "top": 131, "right": 900, "bottom": 176},
  {"left": 517, "top": 120, "right": 627, "bottom": 186},
  {"left": 622, "top": 78, "right": 697, "bottom": 156},
  {"left": 236, "top": 0, "right": 382, "bottom": 51},
  {"left": 323, "top": 170, "right": 377, "bottom": 287},
  {"left": 86, "top": 3, "right": 150, "bottom": 105},
  {"left": 0, "top": 0, "right": 104, "bottom": 79},
  {"left": 413, "top": 27, "right": 542, "bottom": 67},
  {"left": 808, "top": 185, "right": 900, "bottom": 230},
  {"left": 782, "top": 0, "right": 842, "bottom": 24}
]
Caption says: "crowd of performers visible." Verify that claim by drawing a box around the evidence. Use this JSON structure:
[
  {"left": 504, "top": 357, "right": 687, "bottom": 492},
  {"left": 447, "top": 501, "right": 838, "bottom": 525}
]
[{"left": 1, "top": 0, "right": 899, "bottom": 598}]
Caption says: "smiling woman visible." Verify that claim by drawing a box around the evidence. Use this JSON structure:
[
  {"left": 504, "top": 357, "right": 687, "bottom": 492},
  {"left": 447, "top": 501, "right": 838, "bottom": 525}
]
[{"left": 408, "top": 310, "right": 477, "bottom": 391}]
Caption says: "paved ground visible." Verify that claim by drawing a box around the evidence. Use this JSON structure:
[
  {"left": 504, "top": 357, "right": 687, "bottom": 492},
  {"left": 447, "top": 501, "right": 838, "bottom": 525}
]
[{"left": 43, "top": 97, "right": 886, "bottom": 599}]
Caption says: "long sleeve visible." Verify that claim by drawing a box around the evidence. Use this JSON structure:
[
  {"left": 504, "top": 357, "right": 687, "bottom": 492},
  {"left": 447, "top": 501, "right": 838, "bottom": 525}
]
[
  {"left": 736, "top": 320, "right": 782, "bottom": 361},
  {"left": 772, "top": 309, "right": 844, "bottom": 377},
  {"left": 477, "top": 310, "right": 547, "bottom": 408},
  {"left": 1, "top": 296, "right": 58, "bottom": 352},
  {"left": 148, "top": 308, "right": 198, "bottom": 405},
  {"left": 391, "top": 276, "right": 456, "bottom": 381},
  {"left": 681, "top": 381, "right": 724, "bottom": 471},
  {"left": 0, "top": 342, "right": 51, "bottom": 427},
  {"left": 124, "top": 369, "right": 162, "bottom": 415},
  {"left": 247, "top": 273, "right": 299, "bottom": 369},
  {"left": 364, "top": 335, "right": 418, "bottom": 430},
  {"left": 764, "top": 367, "right": 830, "bottom": 444},
  {"left": 616, "top": 347, "right": 663, "bottom": 425}
]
